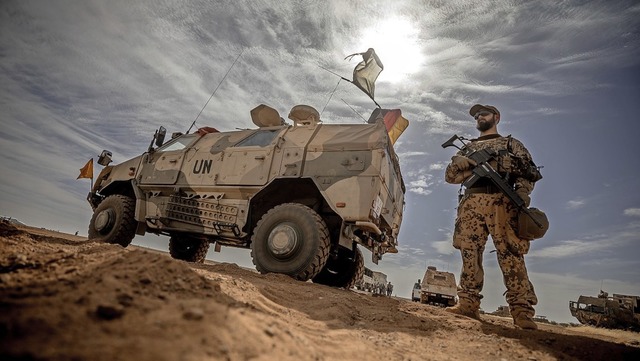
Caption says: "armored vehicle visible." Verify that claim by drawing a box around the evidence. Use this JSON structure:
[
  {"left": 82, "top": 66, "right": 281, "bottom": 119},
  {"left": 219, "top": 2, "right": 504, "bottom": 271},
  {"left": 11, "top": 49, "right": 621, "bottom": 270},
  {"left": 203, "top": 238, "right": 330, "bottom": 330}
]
[
  {"left": 569, "top": 290, "right": 640, "bottom": 330},
  {"left": 87, "top": 104, "right": 405, "bottom": 288},
  {"left": 418, "top": 266, "right": 457, "bottom": 307}
]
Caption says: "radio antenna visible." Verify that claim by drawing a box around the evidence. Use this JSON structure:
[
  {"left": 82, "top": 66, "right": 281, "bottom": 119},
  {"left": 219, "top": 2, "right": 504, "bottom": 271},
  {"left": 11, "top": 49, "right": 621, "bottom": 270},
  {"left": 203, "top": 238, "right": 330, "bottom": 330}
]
[
  {"left": 341, "top": 98, "right": 367, "bottom": 123},
  {"left": 187, "top": 49, "right": 244, "bottom": 134}
]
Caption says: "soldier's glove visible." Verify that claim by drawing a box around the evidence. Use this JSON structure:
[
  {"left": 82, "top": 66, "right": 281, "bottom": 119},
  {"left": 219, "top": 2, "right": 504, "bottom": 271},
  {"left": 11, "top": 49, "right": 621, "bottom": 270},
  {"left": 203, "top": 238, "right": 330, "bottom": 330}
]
[
  {"left": 516, "top": 188, "right": 531, "bottom": 207},
  {"left": 451, "top": 155, "right": 477, "bottom": 171},
  {"left": 452, "top": 170, "right": 473, "bottom": 184}
]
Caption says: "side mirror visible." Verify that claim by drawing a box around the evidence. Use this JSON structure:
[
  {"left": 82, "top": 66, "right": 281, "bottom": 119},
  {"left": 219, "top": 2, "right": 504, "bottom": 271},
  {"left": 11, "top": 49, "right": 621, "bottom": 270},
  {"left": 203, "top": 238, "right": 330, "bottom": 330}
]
[
  {"left": 155, "top": 126, "right": 166, "bottom": 147},
  {"left": 97, "top": 150, "right": 113, "bottom": 166}
]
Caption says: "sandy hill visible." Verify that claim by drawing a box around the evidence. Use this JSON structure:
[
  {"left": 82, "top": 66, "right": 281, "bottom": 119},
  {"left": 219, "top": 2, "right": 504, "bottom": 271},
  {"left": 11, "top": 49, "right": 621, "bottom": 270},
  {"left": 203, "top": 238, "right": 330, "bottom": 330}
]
[{"left": 1, "top": 221, "right": 639, "bottom": 360}]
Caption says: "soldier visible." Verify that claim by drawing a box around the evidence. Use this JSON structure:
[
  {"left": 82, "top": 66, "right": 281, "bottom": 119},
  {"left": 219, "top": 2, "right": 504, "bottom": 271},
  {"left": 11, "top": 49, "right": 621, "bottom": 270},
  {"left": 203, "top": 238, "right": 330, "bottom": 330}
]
[
  {"left": 386, "top": 282, "right": 393, "bottom": 297},
  {"left": 444, "top": 104, "right": 542, "bottom": 330}
]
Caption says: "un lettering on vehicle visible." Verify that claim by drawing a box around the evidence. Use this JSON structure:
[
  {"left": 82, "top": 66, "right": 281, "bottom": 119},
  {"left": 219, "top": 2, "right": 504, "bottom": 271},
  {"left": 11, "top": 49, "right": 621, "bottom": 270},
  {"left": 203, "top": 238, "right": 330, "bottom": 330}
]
[{"left": 192, "top": 159, "right": 212, "bottom": 174}]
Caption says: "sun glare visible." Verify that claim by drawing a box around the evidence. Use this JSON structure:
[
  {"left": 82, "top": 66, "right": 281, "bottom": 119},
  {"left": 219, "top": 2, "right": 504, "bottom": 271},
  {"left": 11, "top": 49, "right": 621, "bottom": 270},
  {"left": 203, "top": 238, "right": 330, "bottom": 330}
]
[{"left": 356, "top": 16, "right": 424, "bottom": 82}]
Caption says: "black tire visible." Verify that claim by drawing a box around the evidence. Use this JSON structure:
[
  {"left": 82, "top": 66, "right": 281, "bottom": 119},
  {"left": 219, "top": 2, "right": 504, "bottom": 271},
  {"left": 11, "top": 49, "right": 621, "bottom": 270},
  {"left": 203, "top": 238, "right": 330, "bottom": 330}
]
[
  {"left": 88, "top": 194, "right": 137, "bottom": 247},
  {"left": 169, "top": 235, "right": 210, "bottom": 263},
  {"left": 250, "top": 203, "right": 330, "bottom": 281},
  {"left": 312, "top": 245, "right": 364, "bottom": 289}
]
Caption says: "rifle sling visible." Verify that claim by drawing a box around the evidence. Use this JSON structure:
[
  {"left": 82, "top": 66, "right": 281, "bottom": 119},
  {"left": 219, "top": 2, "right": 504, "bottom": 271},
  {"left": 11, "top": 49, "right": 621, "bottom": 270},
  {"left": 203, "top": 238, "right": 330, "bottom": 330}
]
[{"left": 464, "top": 184, "right": 501, "bottom": 194}]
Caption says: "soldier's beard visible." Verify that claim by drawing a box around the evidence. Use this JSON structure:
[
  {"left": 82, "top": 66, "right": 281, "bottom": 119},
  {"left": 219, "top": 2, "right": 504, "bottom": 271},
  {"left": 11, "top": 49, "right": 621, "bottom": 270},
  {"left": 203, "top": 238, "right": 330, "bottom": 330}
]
[{"left": 476, "top": 116, "right": 496, "bottom": 132}]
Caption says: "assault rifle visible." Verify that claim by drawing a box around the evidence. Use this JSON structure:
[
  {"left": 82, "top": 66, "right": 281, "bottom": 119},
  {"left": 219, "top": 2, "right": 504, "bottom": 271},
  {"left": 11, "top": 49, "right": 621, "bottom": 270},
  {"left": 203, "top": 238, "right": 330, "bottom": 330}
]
[{"left": 441, "top": 134, "right": 544, "bottom": 228}]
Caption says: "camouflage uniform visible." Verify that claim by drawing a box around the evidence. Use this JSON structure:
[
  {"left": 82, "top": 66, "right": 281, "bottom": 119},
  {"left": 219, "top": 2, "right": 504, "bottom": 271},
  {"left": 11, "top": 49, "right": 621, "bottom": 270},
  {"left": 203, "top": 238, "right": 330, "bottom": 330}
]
[{"left": 445, "top": 134, "right": 540, "bottom": 320}]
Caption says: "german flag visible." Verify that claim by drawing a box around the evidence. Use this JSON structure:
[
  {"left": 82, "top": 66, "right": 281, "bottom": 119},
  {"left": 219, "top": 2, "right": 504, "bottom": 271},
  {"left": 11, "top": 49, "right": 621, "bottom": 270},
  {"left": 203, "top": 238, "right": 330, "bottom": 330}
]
[
  {"left": 367, "top": 108, "right": 409, "bottom": 145},
  {"left": 382, "top": 109, "right": 409, "bottom": 145}
]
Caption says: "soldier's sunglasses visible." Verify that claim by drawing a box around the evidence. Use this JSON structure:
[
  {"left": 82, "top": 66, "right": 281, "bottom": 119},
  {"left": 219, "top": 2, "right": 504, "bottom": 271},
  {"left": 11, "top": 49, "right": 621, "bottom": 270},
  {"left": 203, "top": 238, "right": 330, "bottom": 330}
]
[{"left": 474, "top": 111, "right": 493, "bottom": 120}]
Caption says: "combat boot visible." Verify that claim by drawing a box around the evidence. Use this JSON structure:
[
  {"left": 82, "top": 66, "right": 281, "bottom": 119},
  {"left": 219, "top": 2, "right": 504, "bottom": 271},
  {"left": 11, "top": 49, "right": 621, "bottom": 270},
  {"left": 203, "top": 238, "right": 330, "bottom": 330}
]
[
  {"left": 512, "top": 311, "right": 538, "bottom": 330},
  {"left": 445, "top": 302, "right": 480, "bottom": 320}
]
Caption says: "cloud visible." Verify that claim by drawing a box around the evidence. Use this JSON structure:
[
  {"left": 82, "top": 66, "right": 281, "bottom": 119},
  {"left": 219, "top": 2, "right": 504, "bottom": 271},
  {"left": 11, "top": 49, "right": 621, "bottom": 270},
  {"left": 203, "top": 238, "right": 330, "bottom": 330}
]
[
  {"left": 530, "top": 223, "right": 639, "bottom": 260},
  {"left": 566, "top": 198, "right": 586, "bottom": 210},
  {"left": 398, "top": 151, "right": 427, "bottom": 157},
  {"left": 623, "top": 208, "right": 640, "bottom": 217},
  {"left": 408, "top": 187, "right": 432, "bottom": 196},
  {"left": 407, "top": 172, "right": 435, "bottom": 196},
  {"left": 529, "top": 239, "right": 607, "bottom": 259},
  {"left": 431, "top": 240, "right": 454, "bottom": 255}
]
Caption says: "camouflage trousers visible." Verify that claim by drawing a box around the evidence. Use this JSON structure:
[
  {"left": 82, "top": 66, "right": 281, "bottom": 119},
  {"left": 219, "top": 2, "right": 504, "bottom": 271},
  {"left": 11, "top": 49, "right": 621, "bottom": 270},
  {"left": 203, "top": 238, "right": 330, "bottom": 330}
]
[{"left": 453, "top": 193, "right": 538, "bottom": 316}]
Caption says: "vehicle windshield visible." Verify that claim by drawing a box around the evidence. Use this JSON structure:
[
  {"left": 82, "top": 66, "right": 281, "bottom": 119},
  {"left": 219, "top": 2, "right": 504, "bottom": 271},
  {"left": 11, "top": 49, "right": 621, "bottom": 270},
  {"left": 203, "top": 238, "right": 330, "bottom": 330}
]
[{"left": 157, "top": 134, "right": 199, "bottom": 152}]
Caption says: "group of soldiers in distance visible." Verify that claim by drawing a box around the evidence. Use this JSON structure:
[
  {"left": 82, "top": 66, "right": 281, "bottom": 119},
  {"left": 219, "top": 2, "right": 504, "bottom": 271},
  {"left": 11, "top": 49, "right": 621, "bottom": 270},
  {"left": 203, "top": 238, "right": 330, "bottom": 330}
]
[{"left": 354, "top": 280, "right": 394, "bottom": 297}]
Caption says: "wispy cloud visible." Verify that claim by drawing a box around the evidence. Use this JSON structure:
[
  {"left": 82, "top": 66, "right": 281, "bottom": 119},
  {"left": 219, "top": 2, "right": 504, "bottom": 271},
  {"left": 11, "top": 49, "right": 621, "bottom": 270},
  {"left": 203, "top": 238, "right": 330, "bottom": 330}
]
[
  {"left": 566, "top": 198, "right": 586, "bottom": 210},
  {"left": 529, "top": 239, "right": 608, "bottom": 259},
  {"left": 623, "top": 208, "right": 640, "bottom": 217},
  {"left": 530, "top": 224, "right": 639, "bottom": 260}
]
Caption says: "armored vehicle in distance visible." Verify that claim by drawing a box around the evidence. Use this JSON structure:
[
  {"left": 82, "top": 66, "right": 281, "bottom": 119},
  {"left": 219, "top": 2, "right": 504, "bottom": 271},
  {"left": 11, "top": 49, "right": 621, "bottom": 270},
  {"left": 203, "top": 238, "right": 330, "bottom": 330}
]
[
  {"left": 569, "top": 291, "right": 640, "bottom": 331},
  {"left": 86, "top": 104, "right": 406, "bottom": 288},
  {"left": 417, "top": 266, "right": 457, "bottom": 307}
]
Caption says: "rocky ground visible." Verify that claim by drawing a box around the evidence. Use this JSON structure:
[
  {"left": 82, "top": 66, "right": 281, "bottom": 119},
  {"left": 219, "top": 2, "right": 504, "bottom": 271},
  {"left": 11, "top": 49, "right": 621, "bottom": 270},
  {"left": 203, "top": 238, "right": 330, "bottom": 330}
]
[{"left": 1, "top": 220, "right": 639, "bottom": 361}]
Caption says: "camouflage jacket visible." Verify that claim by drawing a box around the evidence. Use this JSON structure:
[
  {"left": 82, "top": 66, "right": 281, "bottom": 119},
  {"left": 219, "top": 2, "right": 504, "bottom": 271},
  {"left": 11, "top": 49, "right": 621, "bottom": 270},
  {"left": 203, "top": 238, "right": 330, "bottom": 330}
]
[{"left": 444, "top": 134, "right": 541, "bottom": 194}]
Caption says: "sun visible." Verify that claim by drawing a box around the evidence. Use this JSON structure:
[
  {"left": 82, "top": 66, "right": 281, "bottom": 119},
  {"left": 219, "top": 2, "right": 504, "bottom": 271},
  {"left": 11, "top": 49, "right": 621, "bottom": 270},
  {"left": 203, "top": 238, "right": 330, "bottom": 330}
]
[{"left": 355, "top": 16, "right": 424, "bottom": 82}]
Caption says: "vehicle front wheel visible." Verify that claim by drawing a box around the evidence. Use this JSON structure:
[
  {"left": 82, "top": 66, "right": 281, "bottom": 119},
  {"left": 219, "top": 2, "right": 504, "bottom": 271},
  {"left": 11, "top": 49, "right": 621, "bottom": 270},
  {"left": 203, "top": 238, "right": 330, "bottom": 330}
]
[
  {"left": 312, "top": 246, "right": 364, "bottom": 289},
  {"left": 250, "top": 203, "right": 330, "bottom": 281},
  {"left": 88, "top": 194, "right": 137, "bottom": 247},
  {"left": 169, "top": 235, "right": 210, "bottom": 263}
]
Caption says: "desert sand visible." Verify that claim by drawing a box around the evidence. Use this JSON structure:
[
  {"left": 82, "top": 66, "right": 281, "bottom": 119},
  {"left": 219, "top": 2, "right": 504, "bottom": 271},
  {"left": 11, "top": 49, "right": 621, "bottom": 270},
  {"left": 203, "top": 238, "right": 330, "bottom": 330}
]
[{"left": 1, "top": 220, "right": 639, "bottom": 360}]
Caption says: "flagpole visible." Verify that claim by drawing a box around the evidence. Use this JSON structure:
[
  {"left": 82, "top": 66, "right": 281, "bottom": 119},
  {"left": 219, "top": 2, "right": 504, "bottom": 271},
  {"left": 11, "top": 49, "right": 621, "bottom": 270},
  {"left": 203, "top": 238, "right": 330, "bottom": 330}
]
[
  {"left": 317, "top": 64, "right": 382, "bottom": 109},
  {"left": 317, "top": 65, "right": 351, "bottom": 82}
]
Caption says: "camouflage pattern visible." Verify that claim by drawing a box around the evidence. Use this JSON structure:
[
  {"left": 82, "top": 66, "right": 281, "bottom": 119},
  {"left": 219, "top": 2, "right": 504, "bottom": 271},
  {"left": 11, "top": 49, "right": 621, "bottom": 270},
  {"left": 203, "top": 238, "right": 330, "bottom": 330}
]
[
  {"left": 445, "top": 134, "right": 539, "bottom": 318},
  {"left": 89, "top": 104, "right": 405, "bottom": 265}
]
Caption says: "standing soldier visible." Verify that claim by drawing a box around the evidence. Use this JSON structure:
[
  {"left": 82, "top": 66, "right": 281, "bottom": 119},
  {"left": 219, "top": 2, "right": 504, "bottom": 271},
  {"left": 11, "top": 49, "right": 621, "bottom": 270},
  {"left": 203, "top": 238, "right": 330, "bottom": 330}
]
[
  {"left": 386, "top": 282, "right": 394, "bottom": 297},
  {"left": 444, "top": 104, "right": 542, "bottom": 330}
]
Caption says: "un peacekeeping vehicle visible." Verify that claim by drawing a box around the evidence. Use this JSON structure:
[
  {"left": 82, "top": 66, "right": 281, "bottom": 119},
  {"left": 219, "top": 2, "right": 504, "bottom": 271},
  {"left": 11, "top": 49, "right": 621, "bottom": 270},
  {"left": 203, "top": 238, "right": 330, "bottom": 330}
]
[{"left": 87, "top": 104, "right": 406, "bottom": 288}]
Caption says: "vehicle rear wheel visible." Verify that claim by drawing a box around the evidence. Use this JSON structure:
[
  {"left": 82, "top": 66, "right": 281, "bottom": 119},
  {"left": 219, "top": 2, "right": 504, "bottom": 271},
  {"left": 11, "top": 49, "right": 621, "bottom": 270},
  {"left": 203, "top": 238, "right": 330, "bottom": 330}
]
[
  {"left": 169, "top": 235, "right": 210, "bottom": 263},
  {"left": 250, "top": 203, "right": 330, "bottom": 281},
  {"left": 88, "top": 194, "right": 137, "bottom": 247},
  {"left": 312, "top": 245, "right": 364, "bottom": 289}
]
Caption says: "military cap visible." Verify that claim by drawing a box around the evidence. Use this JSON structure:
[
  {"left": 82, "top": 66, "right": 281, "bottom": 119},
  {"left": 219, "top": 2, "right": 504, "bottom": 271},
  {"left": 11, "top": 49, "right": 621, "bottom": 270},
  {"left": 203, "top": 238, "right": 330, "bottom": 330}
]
[{"left": 469, "top": 104, "right": 500, "bottom": 117}]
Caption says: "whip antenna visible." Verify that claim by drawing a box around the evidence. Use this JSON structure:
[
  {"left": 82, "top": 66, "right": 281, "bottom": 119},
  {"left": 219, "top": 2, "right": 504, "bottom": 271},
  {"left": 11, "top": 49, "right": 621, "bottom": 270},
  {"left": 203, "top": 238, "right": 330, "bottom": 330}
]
[
  {"left": 341, "top": 98, "right": 367, "bottom": 123},
  {"left": 320, "top": 77, "right": 342, "bottom": 117},
  {"left": 187, "top": 49, "right": 244, "bottom": 134}
]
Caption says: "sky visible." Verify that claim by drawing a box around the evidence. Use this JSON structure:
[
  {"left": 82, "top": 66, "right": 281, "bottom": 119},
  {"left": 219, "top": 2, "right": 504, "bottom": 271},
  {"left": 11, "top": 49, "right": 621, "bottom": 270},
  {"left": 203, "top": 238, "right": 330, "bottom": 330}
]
[{"left": 1, "top": 0, "right": 639, "bottom": 324}]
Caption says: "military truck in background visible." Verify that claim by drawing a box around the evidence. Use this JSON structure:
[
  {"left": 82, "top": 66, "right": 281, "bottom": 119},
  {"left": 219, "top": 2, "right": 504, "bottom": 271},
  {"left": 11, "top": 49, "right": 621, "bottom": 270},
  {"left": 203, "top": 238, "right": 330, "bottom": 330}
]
[
  {"left": 86, "top": 104, "right": 406, "bottom": 289},
  {"left": 417, "top": 266, "right": 457, "bottom": 307},
  {"left": 569, "top": 290, "right": 640, "bottom": 331}
]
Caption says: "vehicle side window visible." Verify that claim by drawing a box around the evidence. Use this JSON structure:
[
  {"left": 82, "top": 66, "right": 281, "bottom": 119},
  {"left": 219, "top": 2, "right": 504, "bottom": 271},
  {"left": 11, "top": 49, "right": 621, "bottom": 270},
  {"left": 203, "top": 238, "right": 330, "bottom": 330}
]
[
  {"left": 157, "top": 134, "right": 198, "bottom": 152},
  {"left": 235, "top": 129, "right": 279, "bottom": 147}
]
